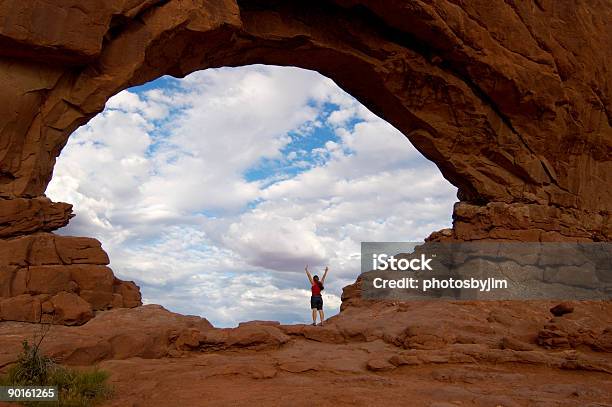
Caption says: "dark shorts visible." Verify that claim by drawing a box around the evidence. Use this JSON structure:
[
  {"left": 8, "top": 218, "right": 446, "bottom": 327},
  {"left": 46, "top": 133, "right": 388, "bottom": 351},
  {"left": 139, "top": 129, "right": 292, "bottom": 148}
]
[{"left": 311, "top": 295, "right": 323, "bottom": 310}]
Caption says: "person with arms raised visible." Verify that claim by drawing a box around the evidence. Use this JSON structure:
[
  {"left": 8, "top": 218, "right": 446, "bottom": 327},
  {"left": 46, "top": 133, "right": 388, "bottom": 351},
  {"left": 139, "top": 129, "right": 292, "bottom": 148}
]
[{"left": 305, "top": 265, "right": 329, "bottom": 326}]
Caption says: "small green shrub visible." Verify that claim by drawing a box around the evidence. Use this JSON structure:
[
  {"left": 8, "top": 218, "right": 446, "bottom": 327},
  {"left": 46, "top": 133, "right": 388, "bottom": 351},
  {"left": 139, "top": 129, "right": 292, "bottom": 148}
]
[
  {"left": 46, "top": 367, "right": 112, "bottom": 406},
  {"left": 4, "top": 340, "right": 55, "bottom": 386},
  {"left": 0, "top": 340, "right": 112, "bottom": 406}
]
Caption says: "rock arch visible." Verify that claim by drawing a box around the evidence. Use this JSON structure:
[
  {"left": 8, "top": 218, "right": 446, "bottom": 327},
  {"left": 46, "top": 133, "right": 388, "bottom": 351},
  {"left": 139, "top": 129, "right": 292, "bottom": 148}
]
[{"left": 0, "top": 0, "right": 610, "bottom": 323}]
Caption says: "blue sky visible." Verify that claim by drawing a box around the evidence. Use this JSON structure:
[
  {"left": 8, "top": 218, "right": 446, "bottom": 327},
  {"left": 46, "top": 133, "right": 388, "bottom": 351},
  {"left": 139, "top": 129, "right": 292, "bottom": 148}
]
[{"left": 47, "top": 65, "right": 457, "bottom": 327}]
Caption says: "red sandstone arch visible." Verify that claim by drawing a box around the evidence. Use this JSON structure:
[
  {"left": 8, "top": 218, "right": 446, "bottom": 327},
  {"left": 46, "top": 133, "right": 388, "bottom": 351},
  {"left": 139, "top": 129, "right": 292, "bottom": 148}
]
[{"left": 0, "top": 0, "right": 610, "bottom": 323}]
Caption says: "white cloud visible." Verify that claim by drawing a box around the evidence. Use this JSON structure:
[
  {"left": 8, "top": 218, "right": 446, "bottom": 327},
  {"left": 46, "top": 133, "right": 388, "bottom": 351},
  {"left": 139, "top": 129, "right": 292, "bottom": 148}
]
[{"left": 46, "top": 65, "right": 457, "bottom": 327}]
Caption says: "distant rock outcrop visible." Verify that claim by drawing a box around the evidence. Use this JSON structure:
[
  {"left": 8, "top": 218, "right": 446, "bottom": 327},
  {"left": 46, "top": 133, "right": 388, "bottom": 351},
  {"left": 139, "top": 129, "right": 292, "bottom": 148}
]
[{"left": 0, "top": 233, "right": 141, "bottom": 325}]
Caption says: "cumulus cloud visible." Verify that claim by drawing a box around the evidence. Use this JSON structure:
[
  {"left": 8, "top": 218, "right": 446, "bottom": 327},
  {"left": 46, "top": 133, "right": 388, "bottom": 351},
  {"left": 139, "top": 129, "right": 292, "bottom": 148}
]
[{"left": 47, "top": 65, "right": 457, "bottom": 327}]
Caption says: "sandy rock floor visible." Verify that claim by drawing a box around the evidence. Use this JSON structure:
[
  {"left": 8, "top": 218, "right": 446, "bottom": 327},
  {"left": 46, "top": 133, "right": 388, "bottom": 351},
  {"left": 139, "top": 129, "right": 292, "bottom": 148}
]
[{"left": 1, "top": 301, "right": 611, "bottom": 406}]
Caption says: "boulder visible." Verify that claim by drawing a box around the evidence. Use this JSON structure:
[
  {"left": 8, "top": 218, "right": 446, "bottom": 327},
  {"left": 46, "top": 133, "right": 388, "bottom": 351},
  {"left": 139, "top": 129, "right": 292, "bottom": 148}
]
[
  {"left": 0, "top": 294, "right": 41, "bottom": 322},
  {"left": 113, "top": 280, "right": 142, "bottom": 308},
  {"left": 50, "top": 291, "right": 94, "bottom": 326}
]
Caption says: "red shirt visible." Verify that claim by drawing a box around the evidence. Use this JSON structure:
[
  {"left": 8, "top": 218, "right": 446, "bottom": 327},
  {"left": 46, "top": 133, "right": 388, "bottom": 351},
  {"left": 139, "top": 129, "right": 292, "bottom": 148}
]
[{"left": 311, "top": 283, "right": 322, "bottom": 296}]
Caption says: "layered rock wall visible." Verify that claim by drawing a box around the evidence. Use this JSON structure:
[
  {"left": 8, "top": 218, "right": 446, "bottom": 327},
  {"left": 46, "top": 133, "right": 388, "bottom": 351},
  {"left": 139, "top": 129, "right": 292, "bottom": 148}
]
[
  {"left": 0, "top": 233, "right": 141, "bottom": 325},
  {"left": 0, "top": 0, "right": 610, "bottom": 323}
]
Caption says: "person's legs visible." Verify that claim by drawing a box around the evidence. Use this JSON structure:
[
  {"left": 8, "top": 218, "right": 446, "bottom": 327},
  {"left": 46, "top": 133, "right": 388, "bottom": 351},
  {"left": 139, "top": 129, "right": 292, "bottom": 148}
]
[
  {"left": 310, "top": 296, "right": 318, "bottom": 325},
  {"left": 318, "top": 309, "right": 324, "bottom": 325}
]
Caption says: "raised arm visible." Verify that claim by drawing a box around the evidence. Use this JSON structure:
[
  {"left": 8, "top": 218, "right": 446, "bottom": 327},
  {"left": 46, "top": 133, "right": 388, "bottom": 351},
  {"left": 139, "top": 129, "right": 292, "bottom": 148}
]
[
  {"left": 321, "top": 266, "right": 329, "bottom": 283},
  {"left": 305, "top": 265, "right": 314, "bottom": 285}
]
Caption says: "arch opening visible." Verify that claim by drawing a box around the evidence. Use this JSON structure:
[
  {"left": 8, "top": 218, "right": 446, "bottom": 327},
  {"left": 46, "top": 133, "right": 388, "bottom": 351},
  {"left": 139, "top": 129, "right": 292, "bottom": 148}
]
[{"left": 46, "top": 65, "right": 457, "bottom": 326}]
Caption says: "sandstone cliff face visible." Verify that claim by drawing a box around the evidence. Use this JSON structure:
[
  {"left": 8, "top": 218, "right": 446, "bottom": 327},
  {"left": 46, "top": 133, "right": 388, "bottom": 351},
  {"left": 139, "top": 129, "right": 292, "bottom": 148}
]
[{"left": 0, "top": 1, "right": 611, "bottom": 322}]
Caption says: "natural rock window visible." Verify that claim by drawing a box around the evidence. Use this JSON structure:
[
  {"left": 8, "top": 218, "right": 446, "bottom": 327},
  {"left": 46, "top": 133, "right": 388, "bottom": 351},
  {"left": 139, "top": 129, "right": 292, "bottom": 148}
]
[{"left": 45, "top": 66, "right": 457, "bottom": 326}]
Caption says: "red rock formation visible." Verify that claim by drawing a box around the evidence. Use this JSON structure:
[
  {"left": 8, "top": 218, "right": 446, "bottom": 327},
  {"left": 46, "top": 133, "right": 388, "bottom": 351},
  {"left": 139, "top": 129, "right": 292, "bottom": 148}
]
[
  {"left": 0, "top": 3, "right": 610, "bottom": 404},
  {"left": 0, "top": 233, "right": 141, "bottom": 325},
  {"left": 0, "top": 305, "right": 213, "bottom": 367},
  {"left": 0, "top": 0, "right": 610, "bottom": 238},
  {"left": 0, "top": 2, "right": 610, "bottom": 323},
  {"left": 0, "top": 197, "right": 73, "bottom": 238}
]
